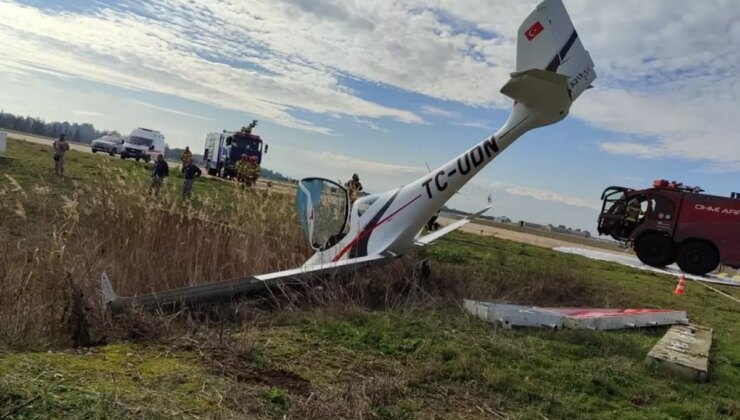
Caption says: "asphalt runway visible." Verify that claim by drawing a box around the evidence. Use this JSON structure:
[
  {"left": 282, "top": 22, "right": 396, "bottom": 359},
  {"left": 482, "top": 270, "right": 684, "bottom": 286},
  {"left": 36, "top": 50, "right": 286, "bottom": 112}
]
[{"left": 554, "top": 246, "right": 740, "bottom": 288}]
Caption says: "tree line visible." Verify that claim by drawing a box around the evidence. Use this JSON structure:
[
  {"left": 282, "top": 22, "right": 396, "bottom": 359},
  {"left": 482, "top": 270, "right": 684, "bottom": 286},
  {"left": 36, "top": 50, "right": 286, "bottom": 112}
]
[{"left": 0, "top": 110, "right": 119, "bottom": 144}]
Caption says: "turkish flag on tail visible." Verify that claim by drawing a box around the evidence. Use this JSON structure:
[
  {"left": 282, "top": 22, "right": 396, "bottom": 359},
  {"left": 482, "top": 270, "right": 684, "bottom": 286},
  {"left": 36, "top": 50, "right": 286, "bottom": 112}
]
[{"left": 525, "top": 21, "right": 544, "bottom": 41}]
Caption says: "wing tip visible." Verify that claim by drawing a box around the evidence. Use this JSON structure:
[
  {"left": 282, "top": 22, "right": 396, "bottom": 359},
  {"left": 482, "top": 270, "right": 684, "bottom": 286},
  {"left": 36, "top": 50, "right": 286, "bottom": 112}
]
[{"left": 101, "top": 271, "right": 118, "bottom": 307}]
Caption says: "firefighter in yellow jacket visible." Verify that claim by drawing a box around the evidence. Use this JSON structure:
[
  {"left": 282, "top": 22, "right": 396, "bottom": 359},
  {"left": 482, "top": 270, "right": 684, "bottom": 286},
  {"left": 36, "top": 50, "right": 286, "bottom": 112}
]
[
  {"left": 346, "top": 173, "right": 363, "bottom": 204},
  {"left": 180, "top": 146, "right": 192, "bottom": 166},
  {"left": 236, "top": 154, "right": 251, "bottom": 186},
  {"left": 246, "top": 156, "right": 261, "bottom": 187}
]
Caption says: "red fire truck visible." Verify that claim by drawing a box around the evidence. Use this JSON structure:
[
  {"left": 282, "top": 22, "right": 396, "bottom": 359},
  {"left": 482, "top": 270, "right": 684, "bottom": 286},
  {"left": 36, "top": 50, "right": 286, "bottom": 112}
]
[{"left": 597, "top": 180, "right": 740, "bottom": 275}]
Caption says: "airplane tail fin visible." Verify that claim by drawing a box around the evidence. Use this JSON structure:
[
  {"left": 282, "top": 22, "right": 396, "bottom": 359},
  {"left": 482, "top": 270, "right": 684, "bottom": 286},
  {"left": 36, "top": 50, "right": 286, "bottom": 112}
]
[{"left": 514, "top": 0, "right": 596, "bottom": 101}]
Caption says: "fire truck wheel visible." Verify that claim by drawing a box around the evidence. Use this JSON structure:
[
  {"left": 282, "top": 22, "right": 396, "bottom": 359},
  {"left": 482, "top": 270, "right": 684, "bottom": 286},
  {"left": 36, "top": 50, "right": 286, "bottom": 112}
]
[
  {"left": 676, "top": 241, "right": 719, "bottom": 275},
  {"left": 635, "top": 233, "right": 675, "bottom": 268}
]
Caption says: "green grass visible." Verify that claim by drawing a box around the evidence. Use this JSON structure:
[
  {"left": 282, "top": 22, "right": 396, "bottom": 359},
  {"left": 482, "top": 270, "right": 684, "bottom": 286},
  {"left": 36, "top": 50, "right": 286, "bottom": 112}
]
[
  {"left": 2, "top": 138, "right": 740, "bottom": 418},
  {"left": 0, "top": 137, "right": 294, "bottom": 240}
]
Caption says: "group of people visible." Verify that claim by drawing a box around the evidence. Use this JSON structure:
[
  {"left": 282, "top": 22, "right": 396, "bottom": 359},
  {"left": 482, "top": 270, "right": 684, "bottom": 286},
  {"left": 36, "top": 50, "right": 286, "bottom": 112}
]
[
  {"left": 51, "top": 134, "right": 202, "bottom": 200},
  {"left": 150, "top": 148, "right": 202, "bottom": 200}
]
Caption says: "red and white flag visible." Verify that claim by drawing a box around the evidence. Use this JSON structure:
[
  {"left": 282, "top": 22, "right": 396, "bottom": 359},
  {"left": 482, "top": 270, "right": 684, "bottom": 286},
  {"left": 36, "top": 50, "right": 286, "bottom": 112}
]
[{"left": 525, "top": 21, "right": 544, "bottom": 41}]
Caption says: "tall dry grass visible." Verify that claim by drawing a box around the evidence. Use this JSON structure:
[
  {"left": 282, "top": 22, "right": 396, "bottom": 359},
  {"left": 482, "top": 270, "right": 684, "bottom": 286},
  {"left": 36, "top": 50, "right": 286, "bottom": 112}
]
[
  {"left": 0, "top": 163, "right": 609, "bottom": 350},
  {"left": 0, "top": 167, "right": 310, "bottom": 349}
]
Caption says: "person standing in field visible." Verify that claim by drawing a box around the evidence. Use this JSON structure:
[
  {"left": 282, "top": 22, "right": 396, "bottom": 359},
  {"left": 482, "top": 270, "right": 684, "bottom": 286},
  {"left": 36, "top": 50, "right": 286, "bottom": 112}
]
[
  {"left": 246, "top": 156, "right": 261, "bottom": 187},
  {"left": 52, "top": 133, "right": 70, "bottom": 177},
  {"left": 180, "top": 146, "right": 192, "bottom": 166},
  {"left": 149, "top": 154, "right": 169, "bottom": 197},
  {"left": 346, "top": 173, "right": 363, "bottom": 204},
  {"left": 236, "top": 154, "right": 250, "bottom": 186},
  {"left": 181, "top": 157, "right": 202, "bottom": 200}
]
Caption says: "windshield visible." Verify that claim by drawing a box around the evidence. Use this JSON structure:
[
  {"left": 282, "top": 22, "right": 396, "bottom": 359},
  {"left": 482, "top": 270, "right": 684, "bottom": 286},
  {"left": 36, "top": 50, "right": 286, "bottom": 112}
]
[
  {"left": 601, "top": 188, "right": 628, "bottom": 215},
  {"left": 233, "top": 136, "right": 261, "bottom": 151},
  {"left": 296, "top": 178, "right": 349, "bottom": 250},
  {"left": 356, "top": 196, "right": 379, "bottom": 217},
  {"left": 128, "top": 136, "right": 153, "bottom": 147}
]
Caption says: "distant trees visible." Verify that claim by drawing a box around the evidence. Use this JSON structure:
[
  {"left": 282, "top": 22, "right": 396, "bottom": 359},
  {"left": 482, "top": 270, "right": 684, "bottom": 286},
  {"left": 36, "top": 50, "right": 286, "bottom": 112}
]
[{"left": 0, "top": 110, "right": 118, "bottom": 144}]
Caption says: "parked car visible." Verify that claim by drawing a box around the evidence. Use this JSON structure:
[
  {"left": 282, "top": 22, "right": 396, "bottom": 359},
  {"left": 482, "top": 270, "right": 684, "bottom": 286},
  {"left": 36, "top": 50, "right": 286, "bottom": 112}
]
[{"left": 91, "top": 135, "right": 125, "bottom": 156}]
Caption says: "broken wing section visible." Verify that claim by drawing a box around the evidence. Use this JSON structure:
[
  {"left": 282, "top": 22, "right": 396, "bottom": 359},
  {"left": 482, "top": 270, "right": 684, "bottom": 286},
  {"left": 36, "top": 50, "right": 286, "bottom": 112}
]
[
  {"left": 102, "top": 254, "right": 393, "bottom": 312},
  {"left": 415, "top": 205, "right": 492, "bottom": 246}
]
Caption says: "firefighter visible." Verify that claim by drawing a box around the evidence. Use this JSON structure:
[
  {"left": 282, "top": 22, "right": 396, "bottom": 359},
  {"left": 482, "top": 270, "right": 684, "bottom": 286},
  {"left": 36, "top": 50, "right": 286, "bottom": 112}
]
[
  {"left": 236, "top": 154, "right": 250, "bottom": 186},
  {"left": 246, "top": 156, "right": 261, "bottom": 187},
  {"left": 180, "top": 146, "right": 192, "bottom": 166},
  {"left": 52, "top": 133, "right": 70, "bottom": 177},
  {"left": 624, "top": 198, "right": 642, "bottom": 224},
  {"left": 346, "top": 173, "right": 363, "bottom": 204},
  {"left": 242, "top": 120, "right": 257, "bottom": 134}
]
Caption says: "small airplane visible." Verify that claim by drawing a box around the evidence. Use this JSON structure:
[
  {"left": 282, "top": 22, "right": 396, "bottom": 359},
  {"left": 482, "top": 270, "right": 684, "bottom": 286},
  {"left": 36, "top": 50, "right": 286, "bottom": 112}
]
[{"left": 103, "top": 0, "right": 597, "bottom": 311}]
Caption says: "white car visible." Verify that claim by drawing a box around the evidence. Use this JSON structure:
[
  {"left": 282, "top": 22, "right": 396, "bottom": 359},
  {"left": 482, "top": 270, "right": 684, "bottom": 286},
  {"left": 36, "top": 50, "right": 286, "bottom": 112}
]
[{"left": 91, "top": 135, "right": 125, "bottom": 156}]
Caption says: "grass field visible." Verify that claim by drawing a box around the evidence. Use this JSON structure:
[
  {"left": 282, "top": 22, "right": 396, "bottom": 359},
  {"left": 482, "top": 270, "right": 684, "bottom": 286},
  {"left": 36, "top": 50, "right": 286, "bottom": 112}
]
[{"left": 1, "top": 138, "right": 740, "bottom": 419}]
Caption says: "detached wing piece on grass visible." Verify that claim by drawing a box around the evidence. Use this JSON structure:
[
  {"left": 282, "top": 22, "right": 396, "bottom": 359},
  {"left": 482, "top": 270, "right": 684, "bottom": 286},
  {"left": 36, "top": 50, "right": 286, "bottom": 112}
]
[
  {"left": 101, "top": 254, "right": 392, "bottom": 312},
  {"left": 414, "top": 205, "right": 492, "bottom": 246}
]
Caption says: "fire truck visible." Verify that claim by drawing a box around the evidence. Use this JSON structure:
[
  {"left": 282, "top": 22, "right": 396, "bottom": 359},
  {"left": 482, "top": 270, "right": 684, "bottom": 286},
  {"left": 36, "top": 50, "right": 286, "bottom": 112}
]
[
  {"left": 203, "top": 121, "right": 268, "bottom": 178},
  {"left": 597, "top": 179, "right": 740, "bottom": 275}
]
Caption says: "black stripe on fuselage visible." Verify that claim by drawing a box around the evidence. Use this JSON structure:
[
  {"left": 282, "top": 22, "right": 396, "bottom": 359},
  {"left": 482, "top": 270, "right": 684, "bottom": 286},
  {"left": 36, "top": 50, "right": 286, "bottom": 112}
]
[
  {"left": 545, "top": 30, "right": 578, "bottom": 72},
  {"left": 350, "top": 190, "right": 400, "bottom": 258}
]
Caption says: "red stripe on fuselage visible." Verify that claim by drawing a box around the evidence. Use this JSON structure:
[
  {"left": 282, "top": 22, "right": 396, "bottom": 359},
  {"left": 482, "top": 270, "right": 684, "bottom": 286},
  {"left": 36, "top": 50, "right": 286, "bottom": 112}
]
[{"left": 331, "top": 194, "right": 422, "bottom": 262}]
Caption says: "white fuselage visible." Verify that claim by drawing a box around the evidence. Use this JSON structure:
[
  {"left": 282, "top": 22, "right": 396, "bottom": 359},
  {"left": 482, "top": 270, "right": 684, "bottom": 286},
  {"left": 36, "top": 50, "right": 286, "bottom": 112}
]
[
  {"left": 302, "top": 0, "right": 596, "bottom": 269},
  {"left": 304, "top": 103, "right": 564, "bottom": 268}
]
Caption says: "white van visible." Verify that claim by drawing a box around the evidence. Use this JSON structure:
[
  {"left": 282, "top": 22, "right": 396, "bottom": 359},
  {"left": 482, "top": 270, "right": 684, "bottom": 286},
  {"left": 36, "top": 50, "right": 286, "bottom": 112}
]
[{"left": 120, "top": 128, "right": 166, "bottom": 162}]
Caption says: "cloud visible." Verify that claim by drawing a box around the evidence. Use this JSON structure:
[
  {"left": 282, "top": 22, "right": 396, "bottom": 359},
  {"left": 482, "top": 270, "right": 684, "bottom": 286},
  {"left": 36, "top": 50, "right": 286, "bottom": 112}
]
[
  {"left": 421, "top": 106, "right": 461, "bottom": 119},
  {"left": 501, "top": 185, "right": 601, "bottom": 210},
  {"left": 0, "top": 0, "right": 423, "bottom": 134},
  {"left": 304, "top": 151, "right": 426, "bottom": 177},
  {"left": 421, "top": 105, "right": 493, "bottom": 130},
  {"left": 470, "top": 178, "right": 601, "bottom": 210},
  {"left": 1, "top": 0, "right": 739, "bottom": 173},
  {"left": 582, "top": 83, "right": 740, "bottom": 171},
  {"left": 71, "top": 110, "right": 105, "bottom": 118},
  {"left": 564, "top": 0, "right": 740, "bottom": 172},
  {"left": 130, "top": 100, "right": 212, "bottom": 121}
]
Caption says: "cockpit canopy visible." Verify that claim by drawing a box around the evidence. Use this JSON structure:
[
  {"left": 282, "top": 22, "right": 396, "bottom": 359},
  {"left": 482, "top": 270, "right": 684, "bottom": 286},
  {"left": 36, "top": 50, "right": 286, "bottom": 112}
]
[{"left": 296, "top": 178, "right": 350, "bottom": 250}]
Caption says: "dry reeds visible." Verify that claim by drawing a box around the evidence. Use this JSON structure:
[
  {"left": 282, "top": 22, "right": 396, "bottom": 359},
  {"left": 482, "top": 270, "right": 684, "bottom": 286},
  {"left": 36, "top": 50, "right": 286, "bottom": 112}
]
[
  {"left": 0, "top": 164, "right": 605, "bottom": 350},
  {"left": 0, "top": 168, "right": 310, "bottom": 349}
]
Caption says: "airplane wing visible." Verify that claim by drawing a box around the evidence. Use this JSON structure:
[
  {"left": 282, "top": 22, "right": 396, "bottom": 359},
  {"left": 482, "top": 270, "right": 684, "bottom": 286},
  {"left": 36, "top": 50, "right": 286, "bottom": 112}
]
[
  {"left": 102, "top": 253, "right": 393, "bottom": 312},
  {"left": 415, "top": 205, "right": 492, "bottom": 246}
]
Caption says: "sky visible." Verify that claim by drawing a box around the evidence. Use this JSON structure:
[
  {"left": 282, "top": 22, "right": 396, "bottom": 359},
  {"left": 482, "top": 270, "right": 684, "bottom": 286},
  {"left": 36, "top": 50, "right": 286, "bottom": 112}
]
[{"left": 1, "top": 0, "right": 739, "bottom": 233}]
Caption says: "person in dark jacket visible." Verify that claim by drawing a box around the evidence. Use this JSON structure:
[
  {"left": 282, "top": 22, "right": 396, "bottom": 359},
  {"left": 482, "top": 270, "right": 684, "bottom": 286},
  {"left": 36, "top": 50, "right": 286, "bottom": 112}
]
[
  {"left": 149, "top": 154, "right": 169, "bottom": 197},
  {"left": 181, "top": 157, "right": 202, "bottom": 200}
]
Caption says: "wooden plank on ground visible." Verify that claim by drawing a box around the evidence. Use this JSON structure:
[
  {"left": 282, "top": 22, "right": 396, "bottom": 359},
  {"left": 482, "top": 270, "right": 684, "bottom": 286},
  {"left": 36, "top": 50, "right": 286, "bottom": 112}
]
[{"left": 646, "top": 323, "right": 713, "bottom": 382}]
